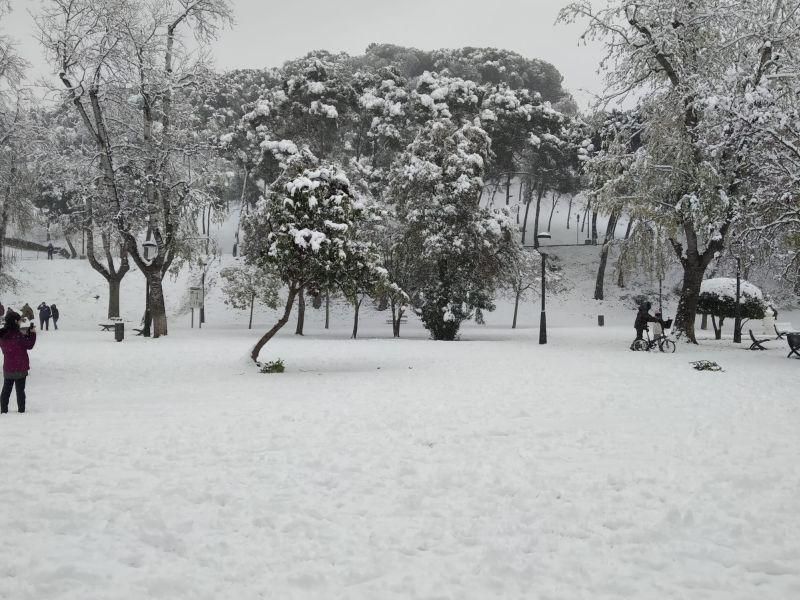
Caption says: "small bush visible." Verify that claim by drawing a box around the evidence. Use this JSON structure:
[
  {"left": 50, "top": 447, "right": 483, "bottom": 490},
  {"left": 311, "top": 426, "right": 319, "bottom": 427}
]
[
  {"left": 259, "top": 359, "right": 285, "bottom": 374},
  {"left": 690, "top": 360, "right": 723, "bottom": 372}
]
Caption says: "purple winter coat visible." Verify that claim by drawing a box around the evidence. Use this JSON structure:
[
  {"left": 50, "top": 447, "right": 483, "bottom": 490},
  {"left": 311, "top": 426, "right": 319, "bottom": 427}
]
[{"left": 0, "top": 330, "right": 36, "bottom": 374}]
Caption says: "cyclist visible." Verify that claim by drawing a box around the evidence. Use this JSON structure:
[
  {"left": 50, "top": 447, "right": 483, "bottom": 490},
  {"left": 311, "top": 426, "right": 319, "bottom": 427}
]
[{"left": 633, "top": 302, "right": 659, "bottom": 344}]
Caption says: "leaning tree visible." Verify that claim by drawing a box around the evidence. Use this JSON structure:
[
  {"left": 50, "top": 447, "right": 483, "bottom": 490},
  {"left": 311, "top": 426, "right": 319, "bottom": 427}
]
[{"left": 243, "top": 152, "right": 387, "bottom": 363}]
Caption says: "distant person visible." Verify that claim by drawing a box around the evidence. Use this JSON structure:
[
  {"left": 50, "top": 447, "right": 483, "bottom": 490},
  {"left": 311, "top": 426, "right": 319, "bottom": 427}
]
[
  {"left": 633, "top": 301, "right": 659, "bottom": 342},
  {"left": 0, "top": 302, "right": 4, "bottom": 319},
  {"left": 47, "top": 243, "right": 54, "bottom": 260},
  {"left": 0, "top": 311, "right": 36, "bottom": 414},
  {"left": 50, "top": 304, "right": 59, "bottom": 330},
  {"left": 20, "top": 303, "right": 34, "bottom": 322},
  {"left": 38, "top": 303, "right": 52, "bottom": 331}
]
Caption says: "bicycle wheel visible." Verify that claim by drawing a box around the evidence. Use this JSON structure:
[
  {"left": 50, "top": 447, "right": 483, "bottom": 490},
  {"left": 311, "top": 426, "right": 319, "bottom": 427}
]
[
  {"left": 632, "top": 339, "right": 649, "bottom": 352},
  {"left": 659, "top": 339, "right": 676, "bottom": 353}
]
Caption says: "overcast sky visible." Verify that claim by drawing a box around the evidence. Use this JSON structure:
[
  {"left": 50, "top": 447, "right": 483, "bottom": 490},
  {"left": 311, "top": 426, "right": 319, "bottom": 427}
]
[{"left": 4, "top": 0, "right": 605, "bottom": 108}]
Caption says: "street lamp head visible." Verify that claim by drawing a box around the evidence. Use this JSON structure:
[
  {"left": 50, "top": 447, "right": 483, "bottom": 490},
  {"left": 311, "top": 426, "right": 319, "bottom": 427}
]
[{"left": 142, "top": 240, "right": 157, "bottom": 261}]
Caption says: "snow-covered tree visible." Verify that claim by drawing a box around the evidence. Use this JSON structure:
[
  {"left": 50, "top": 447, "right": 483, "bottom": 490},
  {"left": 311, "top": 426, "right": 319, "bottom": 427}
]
[
  {"left": 220, "top": 262, "right": 280, "bottom": 329},
  {"left": 561, "top": 0, "right": 800, "bottom": 342},
  {"left": 243, "top": 156, "right": 386, "bottom": 362},
  {"left": 37, "top": 0, "right": 233, "bottom": 338},
  {"left": 388, "top": 118, "right": 518, "bottom": 340},
  {"left": 0, "top": 3, "right": 36, "bottom": 286},
  {"left": 502, "top": 250, "right": 541, "bottom": 329}
]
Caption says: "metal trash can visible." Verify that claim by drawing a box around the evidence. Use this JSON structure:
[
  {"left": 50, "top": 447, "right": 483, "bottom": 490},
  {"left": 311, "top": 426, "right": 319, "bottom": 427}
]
[
  {"left": 598, "top": 315, "right": 605, "bottom": 327},
  {"left": 114, "top": 322, "right": 124, "bottom": 342}
]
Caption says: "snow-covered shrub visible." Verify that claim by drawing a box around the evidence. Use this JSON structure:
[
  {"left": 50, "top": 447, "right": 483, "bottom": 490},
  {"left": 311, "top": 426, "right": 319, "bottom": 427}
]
[
  {"left": 697, "top": 278, "right": 766, "bottom": 340},
  {"left": 259, "top": 359, "right": 285, "bottom": 374}
]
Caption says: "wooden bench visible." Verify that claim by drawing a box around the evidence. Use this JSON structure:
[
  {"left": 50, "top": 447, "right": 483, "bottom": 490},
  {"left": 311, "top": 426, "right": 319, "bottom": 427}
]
[
  {"left": 775, "top": 323, "right": 799, "bottom": 340},
  {"left": 385, "top": 318, "right": 409, "bottom": 325},
  {"left": 99, "top": 319, "right": 125, "bottom": 332},
  {"left": 749, "top": 329, "right": 770, "bottom": 351},
  {"left": 788, "top": 333, "right": 800, "bottom": 359}
]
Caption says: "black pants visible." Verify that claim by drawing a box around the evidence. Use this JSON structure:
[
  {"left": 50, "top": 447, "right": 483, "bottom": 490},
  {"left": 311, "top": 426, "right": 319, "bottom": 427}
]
[
  {"left": 0, "top": 377, "right": 26, "bottom": 413},
  {"left": 40, "top": 318, "right": 50, "bottom": 330},
  {"left": 635, "top": 327, "right": 646, "bottom": 340},
  {"left": 53, "top": 318, "right": 58, "bottom": 330}
]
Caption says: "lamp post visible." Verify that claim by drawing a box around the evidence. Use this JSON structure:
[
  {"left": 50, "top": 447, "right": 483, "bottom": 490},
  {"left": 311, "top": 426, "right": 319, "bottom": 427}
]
[
  {"left": 539, "top": 251, "right": 548, "bottom": 344},
  {"left": 142, "top": 239, "right": 157, "bottom": 337},
  {"left": 733, "top": 253, "right": 742, "bottom": 344},
  {"left": 536, "top": 232, "right": 552, "bottom": 345},
  {"left": 199, "top": 260, "right": 207, "bottom": 327}
]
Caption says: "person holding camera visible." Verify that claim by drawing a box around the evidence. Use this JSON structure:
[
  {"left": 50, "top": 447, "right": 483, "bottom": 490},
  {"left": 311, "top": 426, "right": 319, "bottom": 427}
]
[{"left": 0, "top": 311, "right": 36, "bottom": 414}]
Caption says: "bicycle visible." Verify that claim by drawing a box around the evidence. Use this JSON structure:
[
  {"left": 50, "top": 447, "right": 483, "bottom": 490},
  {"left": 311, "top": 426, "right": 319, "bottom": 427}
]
[{"left": 631, "top": 319, "right": 676, "bottom": 353}]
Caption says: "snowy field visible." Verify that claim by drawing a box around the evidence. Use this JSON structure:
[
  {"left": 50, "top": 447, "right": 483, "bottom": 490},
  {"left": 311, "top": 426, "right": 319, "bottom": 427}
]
[{"left": 1, "top": 257, "right": 799, "bottom": 599}]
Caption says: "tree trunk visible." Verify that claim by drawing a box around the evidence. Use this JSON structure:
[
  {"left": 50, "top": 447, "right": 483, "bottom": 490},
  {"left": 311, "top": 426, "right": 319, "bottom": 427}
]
[
  {"left": 547, "top": 193, "right": 559, "bottom": 231},
  {"left": 248, "top": 293, "right": 254, "bottom": 329},
  {"left": 512, "top": 290, "right": 521, "bottom": 329},
  {"left": 0, "top": 200, "right": 9, "bottom": 276},
  {"left": 594, "top": 212, "right": 619, "bottom": 301},
  {"left": 351, "top": 297, "right": 361, "bottom": 339},
  {"left": 532, "top": 181, "right": 545, "bottom": 249},
  {"left": 591, "top": 211, "right": 598, "bottom": 243},
  {"left": 566, "top": 196, "right": 573, "bottom": 229},
  {"left": 520, "top": 178, "right": 534, "bottom": 244},
  {"left": 391, "top": 302, "right": 405, "bottom": 338},
  {"left": 673, "top": 261, "right": 705, "bottom": 343},
  {"left": 325, "top": 292, "right": 330, "bottom": 329},
  {"left": 295, "top": 288, "right": 305, "bottom": 335},
  {"left": 108, "top": 278, "right": 121, "bottom": 319},
  {"left": 251, "top": 286, "right": 298, "bottom": 363},
  {"left": 700, "top": 313, "right": 708, "bottom": 330},
  {"left": 148, "top": 272, "right": 168, "bottom": 338},
  {"left": 616, "top": 219, "right": 634, "bottom": 288},
  {"left": 671, "top": 219, "right": 725, "bottom": 344},
  {"left": 505, "top": 174, "right": 512, "bottom": 205},
  {"left": 65, "top": 235, "right": 78, "bottom": 258}
]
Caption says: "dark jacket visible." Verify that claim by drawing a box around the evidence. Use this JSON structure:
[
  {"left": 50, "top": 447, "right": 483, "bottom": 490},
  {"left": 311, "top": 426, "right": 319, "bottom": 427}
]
[
  {"left": 38, "top": 304, "right": 51, "bottom": 320},
  {"left": 51, "top": 305, "right": 59, "bottom": 320},
  {"left": 635, "top": 307, "right": 659, "bottom": 329},
  {"left": 0, "top": 330, "right": 36, "bottom": 374}
]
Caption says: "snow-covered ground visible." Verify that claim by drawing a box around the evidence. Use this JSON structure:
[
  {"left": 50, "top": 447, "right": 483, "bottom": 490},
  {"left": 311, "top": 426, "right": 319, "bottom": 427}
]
[{"left": 1, "top": 227, "right": 799, "bottom": 598}]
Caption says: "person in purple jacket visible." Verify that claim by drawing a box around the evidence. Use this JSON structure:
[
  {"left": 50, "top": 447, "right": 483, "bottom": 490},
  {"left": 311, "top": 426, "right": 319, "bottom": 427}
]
[{"left": 0, "top": 311, "right": 36, "bottom": 413}]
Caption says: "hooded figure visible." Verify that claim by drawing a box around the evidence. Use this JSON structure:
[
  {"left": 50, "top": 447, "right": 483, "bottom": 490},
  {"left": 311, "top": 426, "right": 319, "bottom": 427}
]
[
  {"left": 634, "top": 302, "right": 659, "bottom": 341},
  {"left": 0, "top": 311, "right": 36, "bottom": 413},
  {"left": 50, "top": 304, "right": 59, "bottom": 330}
]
